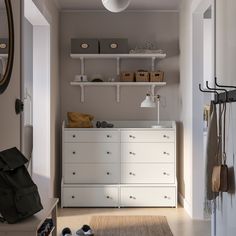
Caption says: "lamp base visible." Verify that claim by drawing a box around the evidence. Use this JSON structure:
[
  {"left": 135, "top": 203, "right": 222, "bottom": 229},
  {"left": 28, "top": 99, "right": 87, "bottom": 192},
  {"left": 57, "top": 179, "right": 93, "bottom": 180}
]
[{"left": 152, "top": 125, "right": 164, "bottom": 128}]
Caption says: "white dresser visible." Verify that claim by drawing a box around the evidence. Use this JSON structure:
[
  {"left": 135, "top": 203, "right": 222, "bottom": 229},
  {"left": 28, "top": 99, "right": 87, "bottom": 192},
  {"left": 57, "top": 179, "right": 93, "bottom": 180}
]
[{"left": 61, "top": 121, "right": 177, "bottom": 208}]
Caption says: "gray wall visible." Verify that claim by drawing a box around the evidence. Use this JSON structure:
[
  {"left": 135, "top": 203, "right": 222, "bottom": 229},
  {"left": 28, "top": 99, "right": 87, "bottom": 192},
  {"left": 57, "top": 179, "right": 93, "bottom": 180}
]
[
  {"left": 60, "top": 11, "right": 180, "bottom": 122},
  {"left": 215, "top": 0, "right": 236, "bottom": 235}
]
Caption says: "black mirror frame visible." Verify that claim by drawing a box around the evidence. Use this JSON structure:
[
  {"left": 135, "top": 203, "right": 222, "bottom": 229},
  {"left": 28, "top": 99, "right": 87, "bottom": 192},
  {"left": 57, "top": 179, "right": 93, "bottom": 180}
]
[{"left": 0, "top": 0, "right": 14, "bottom": 94}]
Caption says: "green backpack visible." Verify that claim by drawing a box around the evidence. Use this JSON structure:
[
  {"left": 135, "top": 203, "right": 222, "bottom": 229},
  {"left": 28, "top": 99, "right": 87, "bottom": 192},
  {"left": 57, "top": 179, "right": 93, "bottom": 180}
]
[{"left": 0, "top": 147, "right": 43, "bottom": 224}]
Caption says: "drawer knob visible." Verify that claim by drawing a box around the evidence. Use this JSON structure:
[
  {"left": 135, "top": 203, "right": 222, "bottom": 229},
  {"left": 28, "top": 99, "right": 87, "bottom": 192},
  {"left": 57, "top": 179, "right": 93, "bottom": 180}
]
[
  {"left": 107, "top": 135, "right": 112, "bottom": 138},
  {"left": 163, "top": 134, "right": 169, "bottom": 138},
  {"left": 72, "top": 134, "right": 76, "bottom": 138},
  {"left": 129, "top": 135, "right": 136, "bottom": 139},
  {"left": 106, "top": 172, "right": 110, "bottom": 175},
  {"left": 129, "top": 172, "right": 135, "bottom": 176},
  {"left": 163, "top": 172, "right": 170, "bottom": 176},
  {"left": 129, "top": 196, "right": 136, "bottom": 200},
  {"left": 73, "top": 172, "right": 76, "bottom": 175},
  {"left": 73, "top": 151, "right": 76, "bottom": 155},
  {"left": 164, "top": 196, "right": 169, "bottom": 199},
  {"left": 72, "top": 196, "right": 75, "bottom": 199},
  {"left": 107, "top": 151, "right": 111, "bottom": 155},
  {"left": 163, "top": 151, "right": 169, "bottom": 155},
  {"left": 129, "top": 152, "right": 136, "bottom": 155},
  {"left": 106, "top": 196, "right": 112, "bottom": 199}
]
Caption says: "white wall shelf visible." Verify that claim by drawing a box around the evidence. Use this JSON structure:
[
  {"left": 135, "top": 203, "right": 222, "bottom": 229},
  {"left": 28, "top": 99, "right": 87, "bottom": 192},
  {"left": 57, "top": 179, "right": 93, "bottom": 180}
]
[
  {"left": 0, "top": 54, "right": 8, "bottom": 58},
  {"left": 70, "top": 53, "right": 167, "bottom": 75},
  {"left": 70, "top": 81, "right": 166, "bottom": 103}
]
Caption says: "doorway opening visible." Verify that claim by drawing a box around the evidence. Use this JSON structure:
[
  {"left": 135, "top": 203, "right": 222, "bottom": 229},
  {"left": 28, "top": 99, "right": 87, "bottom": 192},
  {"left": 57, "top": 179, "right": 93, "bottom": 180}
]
[{"left": 22, "top": 0, "right": 51, "bottom": 201}]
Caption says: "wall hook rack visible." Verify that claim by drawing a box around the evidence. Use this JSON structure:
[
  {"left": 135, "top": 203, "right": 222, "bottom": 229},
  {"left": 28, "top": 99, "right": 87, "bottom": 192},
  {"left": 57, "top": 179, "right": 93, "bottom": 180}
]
[
  {"left": 206, "top": 81, "right": 228, "bottom": 102},
  {"left": 199, "top": 79, "right": 236, "bottom": 104},
  {"left": 199, "top": 83, "right": 219, "bottom": 104}
]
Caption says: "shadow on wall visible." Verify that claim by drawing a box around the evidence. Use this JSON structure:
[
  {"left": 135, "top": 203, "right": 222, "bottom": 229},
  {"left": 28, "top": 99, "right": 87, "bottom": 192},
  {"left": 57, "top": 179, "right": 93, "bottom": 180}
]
[
  {"left": 176, "top": 121, "right": 185, "bottom": 200},
  {"left": 157, "top": 39, "right": 180, "bottom": 57},
  {"left": 228, "top": 166, "right": 235, "bottom": 195},
  {"left": 158, "top": 39, "right": 180, "bottom": 85}
]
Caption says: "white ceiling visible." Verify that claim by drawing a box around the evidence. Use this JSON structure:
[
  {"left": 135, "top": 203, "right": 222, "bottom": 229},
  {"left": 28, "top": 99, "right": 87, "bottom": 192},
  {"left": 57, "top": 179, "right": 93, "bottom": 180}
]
[{"left": 56, "top": 0, "right": 180, "bottom": 11}]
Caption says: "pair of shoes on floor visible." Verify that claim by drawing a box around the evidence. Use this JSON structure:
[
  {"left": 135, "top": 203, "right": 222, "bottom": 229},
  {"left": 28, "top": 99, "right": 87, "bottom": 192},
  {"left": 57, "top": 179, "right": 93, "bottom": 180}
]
[{"left": 61, "top": 225, "right": 94, "bottom": 236}]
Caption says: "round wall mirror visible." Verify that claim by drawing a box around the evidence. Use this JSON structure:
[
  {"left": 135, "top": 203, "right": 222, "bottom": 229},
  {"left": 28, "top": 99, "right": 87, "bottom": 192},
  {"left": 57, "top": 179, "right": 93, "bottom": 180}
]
[
  {"left": 0, "top": 0, "right": 14, "bottom": 94},
  {"left": 102, "top": 0, "right": 131, "bottom": 13}
]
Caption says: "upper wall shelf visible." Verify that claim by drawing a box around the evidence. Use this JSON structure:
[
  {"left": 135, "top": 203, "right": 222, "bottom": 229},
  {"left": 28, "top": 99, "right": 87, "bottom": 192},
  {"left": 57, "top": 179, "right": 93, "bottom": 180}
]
[
  {"left": 70, "top": 81, "right": 166, "bottom": 103},
  {"left": 0, "top": 54, "right": 8, "bottom": 58},
  {"left": 70, "top": 53, "right": 166, "bottom": 59},
  {"left": 70, "top": 53, "right": 167, "bottom": 75}
]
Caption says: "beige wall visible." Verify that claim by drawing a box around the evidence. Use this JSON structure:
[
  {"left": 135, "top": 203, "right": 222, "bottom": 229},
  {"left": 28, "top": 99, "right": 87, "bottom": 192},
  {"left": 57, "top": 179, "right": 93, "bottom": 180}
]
[
  {"left": 32, "top": 0, "right": 60, "bottom": 197},
  {"left": 60, "top": 11, "right": 180, "bottom": 123}
]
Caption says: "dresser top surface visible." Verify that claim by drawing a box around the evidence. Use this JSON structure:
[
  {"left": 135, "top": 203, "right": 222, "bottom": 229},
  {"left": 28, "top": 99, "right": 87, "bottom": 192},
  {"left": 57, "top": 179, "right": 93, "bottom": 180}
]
[{"left": 63, "top": 121, "right": 176, "bottom": 131}]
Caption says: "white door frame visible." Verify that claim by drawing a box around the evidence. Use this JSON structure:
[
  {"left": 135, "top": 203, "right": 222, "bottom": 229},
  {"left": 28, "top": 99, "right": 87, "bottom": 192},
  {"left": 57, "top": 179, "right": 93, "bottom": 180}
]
[
  {"left": 191, "top": 0, "right": 215, "bottom": 220},
  {"left": 23, "top": 0, "right": 51, "bottom": 200}
]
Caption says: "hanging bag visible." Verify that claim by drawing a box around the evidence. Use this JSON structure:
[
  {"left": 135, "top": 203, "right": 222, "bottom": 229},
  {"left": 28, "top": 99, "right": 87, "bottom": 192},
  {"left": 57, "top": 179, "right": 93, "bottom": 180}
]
[{"left": 212, "top": 102, "right": 228, "bottom": 192}]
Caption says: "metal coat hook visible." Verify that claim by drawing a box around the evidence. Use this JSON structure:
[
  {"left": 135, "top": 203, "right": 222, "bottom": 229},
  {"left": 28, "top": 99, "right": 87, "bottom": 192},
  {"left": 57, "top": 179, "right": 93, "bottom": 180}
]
[
  {"left": 215, "top": 77, "right": 236, "bottom": 90},
  {"left": 206, "top": 81, "right": 228, "bottom": 102},
  {"left": 199, "top": 83, "right": 219, "bottom": 103}
]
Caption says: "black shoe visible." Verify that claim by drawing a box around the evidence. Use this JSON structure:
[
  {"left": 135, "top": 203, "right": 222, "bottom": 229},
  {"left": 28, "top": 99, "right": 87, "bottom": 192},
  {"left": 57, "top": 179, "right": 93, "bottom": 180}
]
[
  {"left": 62, "top": 227, "right": 72, "bottom": 236},
  {"left": 76, "top": 225, "right": 94, "bottom": 236}
]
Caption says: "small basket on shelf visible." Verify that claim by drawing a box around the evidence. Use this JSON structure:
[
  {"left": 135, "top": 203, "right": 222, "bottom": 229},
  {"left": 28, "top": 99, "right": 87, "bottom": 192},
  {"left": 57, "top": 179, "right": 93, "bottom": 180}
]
[
  {"left": 150, "top": 71, "right": 164, "bottom": 82},
  {"left": 135, "top": 71, "right": 149, "bottom": 82},
  {"left": 120, "top": 72, "right": 135, "bottom": 82}
]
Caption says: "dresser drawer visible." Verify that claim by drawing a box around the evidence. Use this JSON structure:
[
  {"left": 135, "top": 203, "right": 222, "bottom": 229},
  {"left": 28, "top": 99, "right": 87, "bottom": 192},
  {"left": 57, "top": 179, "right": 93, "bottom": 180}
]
[
  {"left": 121, "top": 163, "right": 175, "bottom": 184},
  {"left": 64, "top": 130, "right": 120, "bottom": 143},
  {"left": 121, "top": 143, "right": 174, "bottom": 163},
  {"left": 64, "top": 143, "right": 120, "bottom": 163},
  {"left": 121, "top": 131, "right": 175, "bottom": 143},
  {"left": 64, "top": 164, "right": 119, "bottom": 184},
  {"left": 62, "top": 187, "right": 119, "bottom": 207},
  {"left": 120, "top": 187, "right": 176, "bottom": 207}
]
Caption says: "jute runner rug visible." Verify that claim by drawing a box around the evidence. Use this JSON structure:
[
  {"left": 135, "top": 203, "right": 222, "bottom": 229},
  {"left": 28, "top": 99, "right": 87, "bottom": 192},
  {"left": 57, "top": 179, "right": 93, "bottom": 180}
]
[{"left": 90, "top": 215, "right": 173, "bottom": 236}]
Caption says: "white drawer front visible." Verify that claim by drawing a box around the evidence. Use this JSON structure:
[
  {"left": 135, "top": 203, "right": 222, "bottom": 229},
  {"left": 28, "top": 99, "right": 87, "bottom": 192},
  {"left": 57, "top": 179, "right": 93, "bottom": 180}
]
[
  {"left": 120, "top": 187, "right": 176, "bottom": 207},
  {"left": 63, "top": 187, "right": 119, "bottom": 207},
  {"left": 64, "top": 164, "right": 119, "bottom": 184},
  {"left": 64, "top": 131, "right": 120, "bottom": 143},
  {"left": 121, "top": 143, "right": 174, "bottom": 163},
  {"left": 121, "top": 164, "right": 175, "bottom": 184},
  {"left": 121, "top": 131, "right": 175, "bottom": 143},
  {"left": 64, "top": 143, "right": 120, "bottom": 163}
]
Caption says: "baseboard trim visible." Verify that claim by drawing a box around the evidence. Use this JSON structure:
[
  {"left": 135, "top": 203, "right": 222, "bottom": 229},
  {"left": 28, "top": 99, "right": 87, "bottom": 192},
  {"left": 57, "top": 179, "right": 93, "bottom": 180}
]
[{"left": 178, "top": 192, "right": 192, "bottom": 217}]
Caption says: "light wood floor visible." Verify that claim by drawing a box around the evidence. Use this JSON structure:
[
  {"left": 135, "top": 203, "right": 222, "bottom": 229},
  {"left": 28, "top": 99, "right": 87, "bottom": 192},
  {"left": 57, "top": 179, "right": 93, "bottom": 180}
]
[{"left": 57, "top": 206, "right": 211, "bottom": 236}]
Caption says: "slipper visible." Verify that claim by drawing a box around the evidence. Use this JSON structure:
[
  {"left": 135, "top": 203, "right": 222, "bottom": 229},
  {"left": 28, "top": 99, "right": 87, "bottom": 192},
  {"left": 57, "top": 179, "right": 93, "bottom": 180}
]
[
  {"left": 61, "top": 227, "right": 72, "bottom": 236},
  {"left": 76, "top": 225, "right": 94, "bottom": 236}
]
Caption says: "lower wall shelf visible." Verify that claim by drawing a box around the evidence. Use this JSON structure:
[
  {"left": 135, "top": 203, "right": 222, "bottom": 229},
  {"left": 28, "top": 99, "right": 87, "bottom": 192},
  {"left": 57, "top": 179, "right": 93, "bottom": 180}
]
[{"left": 70, "top": 81, "right": 167, "bottom": 102}]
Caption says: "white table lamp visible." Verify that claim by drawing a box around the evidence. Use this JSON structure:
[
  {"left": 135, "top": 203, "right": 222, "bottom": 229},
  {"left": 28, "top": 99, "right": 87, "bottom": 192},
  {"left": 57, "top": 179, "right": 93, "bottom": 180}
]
[{"left": 141, "top": 93, "right": 161, "bottom": 128}]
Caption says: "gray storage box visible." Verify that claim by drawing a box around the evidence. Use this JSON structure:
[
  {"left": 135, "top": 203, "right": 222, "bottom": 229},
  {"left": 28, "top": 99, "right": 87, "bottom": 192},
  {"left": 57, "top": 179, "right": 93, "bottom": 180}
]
[
  {"left": 99, "top": 38, "right": 128, "bottom": 54},
  {"left": 71, "top": 38, "right": 99, "bottom": 54},
  {"left": 0, "top": 38, "right": 8, "bottom": 54}
]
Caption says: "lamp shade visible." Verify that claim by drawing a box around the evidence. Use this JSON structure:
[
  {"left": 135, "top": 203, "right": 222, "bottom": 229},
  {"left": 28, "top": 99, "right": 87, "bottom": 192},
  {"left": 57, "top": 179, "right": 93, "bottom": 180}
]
[
  {"left": 140, "top": 94, "right": 156, "bottom": 108},
  {"left": 102, "top": 0, "right": 131, "bottom": 13}
]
